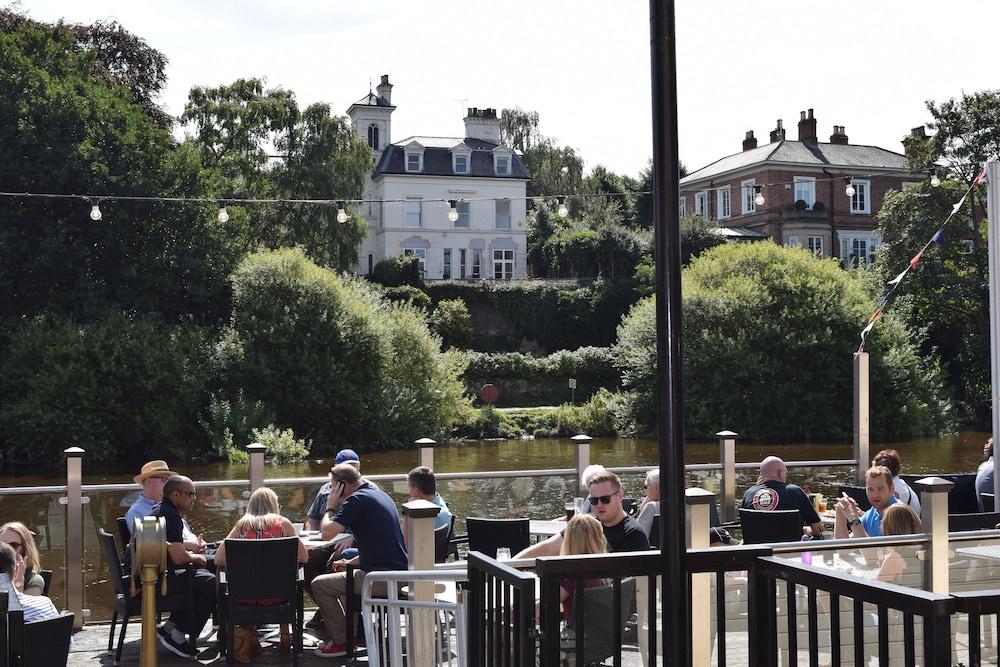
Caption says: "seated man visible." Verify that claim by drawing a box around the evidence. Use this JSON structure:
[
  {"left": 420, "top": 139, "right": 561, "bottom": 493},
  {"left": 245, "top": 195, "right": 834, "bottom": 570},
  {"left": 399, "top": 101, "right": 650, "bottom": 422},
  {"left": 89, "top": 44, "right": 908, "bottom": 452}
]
[
  {"left": 835, "top": 465, "right": 898, "bottom": 539},
  {"left": 516, "top": 470, "right": 649, "bottom": 558},
  {"left": 154, "top": 476, "right": 217, "bottom": 658},
  {"left": 312, "top": 463, "right": 407, "bottom": 658},
  {"left": 740, "top": 456, "right": 823, "bottom": 537},
  {"left": 977, "top": 438, "right": 995, "bottom": 511},
  {"left": 0, "top": 542, "right": 58, "bottom": 623},
  {"left": 402, "top": 466, "right": 452, "bottom": 546},
  {"left": 126, "top": 460, "right": 205, "bottom": 552},
  {"left": 636, "top": 469, "right": 660, "bottom": 536}
]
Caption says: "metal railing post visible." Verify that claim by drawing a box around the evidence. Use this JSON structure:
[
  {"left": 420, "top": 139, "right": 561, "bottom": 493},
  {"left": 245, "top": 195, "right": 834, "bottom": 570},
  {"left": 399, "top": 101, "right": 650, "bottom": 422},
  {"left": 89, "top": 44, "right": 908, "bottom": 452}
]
[
  {"left": 914, "top": 476, "right": 954, "bottom": 594},
  {"left": 571, "top": 434, "right": 592, "bottom": 496},
  {"left": 686, "top": 487, "right": 715, "bottom": 666},
  {"left": 716, "top": 430, "right": 737, "bottom": 524},
  {"left": 247, "top": 442, "right": 265, "bottom": 492},
  {"left": 402, "top": 499, "right": 441, "bottom": 667},
  {"left": 853, "top": 352, "right": 870, "bottom": 484},
  {"left": 415, "top": 437, "right": 435, "bottom": 470},
  {"left": 63, "top": 447, "right": 85, "bottom": 630}
]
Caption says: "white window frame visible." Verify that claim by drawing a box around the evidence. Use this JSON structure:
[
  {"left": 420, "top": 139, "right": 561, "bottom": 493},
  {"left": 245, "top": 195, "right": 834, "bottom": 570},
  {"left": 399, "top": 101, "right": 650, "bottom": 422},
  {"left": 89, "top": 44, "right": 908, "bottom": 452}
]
[
  {"left": 471, "top": 249, "right": 482, "bottom": 279},
  {"left": 459, "top": 249, "right": 467, "bottom": 279},
  {"left": 493, "top": 250, "right": 514, "bottom": 280},
  {"left": 694, "top": 191, "right": 709, "bottom": 217},
  {"left": 405, "top": 198, "right": 422, "bottom": 228},
  {"left": 850, "top": 179, "right": 871, "bottom": 214},
  {"left": 678, "top": 196, "right": 686, "bottom": 217},
  {"left": 794, "top": 176, "right": 816, "bottom": 210},
  {"left": 443, "top": 248, "right": 452, "bottom": 279},
  {"left": 402, "top": 247, "right": 426, "bottom": 276},
  {"left": 717, "top": 186, "right": 731, "bottom": 219},
  {"left": 367, "top": 123, "right": 379, "bottom": 150},
  {"left": 405, "top": 152, "right": 423, "bottom": 173},
  {"left": 455, "top": 200, "right": 471, "bottom": 228},
  {"left": 788, "top": 235, "right": 800, "bottom": 247},
  {"left": 495, "top": 156, "right": 510, "bottom": 176},
  {"left": 495, "top": 199, "right": 511, "bottom": 230},
  {"left": 807, "top": 236, "right": 824, "bottom": 257},
  {"left": 453, "top": 154, "right": 469, "bottom": 175},
  {"left": 840, "top": 233, "right": 881, "bottom": 269},
  {"left": 741, "top": 179, "right": 756, "bottom": 214}
]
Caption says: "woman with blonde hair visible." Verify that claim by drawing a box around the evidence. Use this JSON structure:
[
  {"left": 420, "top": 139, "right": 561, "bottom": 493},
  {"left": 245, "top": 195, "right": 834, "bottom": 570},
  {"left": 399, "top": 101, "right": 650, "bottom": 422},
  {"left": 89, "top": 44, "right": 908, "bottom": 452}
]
[
  {"left": 215, "top": 487, "right": 307, "bottom": 662},
  {"left": 0, "top": 522, "right": 44, "bottom": 595},
  {"left": 559, "top": 514, "right": 608, "bottom": 624}
]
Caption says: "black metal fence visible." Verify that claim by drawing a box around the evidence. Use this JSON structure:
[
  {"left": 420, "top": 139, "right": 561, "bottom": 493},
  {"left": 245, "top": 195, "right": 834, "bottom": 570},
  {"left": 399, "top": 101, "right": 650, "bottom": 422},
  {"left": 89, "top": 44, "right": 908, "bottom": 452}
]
[{"left": 467, "top": 551, "right": 537, "bottom": 666}]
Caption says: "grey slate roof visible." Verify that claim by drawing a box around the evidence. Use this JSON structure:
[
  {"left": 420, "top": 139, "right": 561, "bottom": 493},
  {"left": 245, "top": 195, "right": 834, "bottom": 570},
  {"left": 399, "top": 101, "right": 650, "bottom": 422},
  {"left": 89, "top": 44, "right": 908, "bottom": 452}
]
[
  {"left": 681, "top": 140, "right": 911, "bottom": 185},
  {"left": 350, "top": 92, "right": 393, "bottom": 108},
  {"left": 374, "top": 136, "right": 531, "bottom": 179}
]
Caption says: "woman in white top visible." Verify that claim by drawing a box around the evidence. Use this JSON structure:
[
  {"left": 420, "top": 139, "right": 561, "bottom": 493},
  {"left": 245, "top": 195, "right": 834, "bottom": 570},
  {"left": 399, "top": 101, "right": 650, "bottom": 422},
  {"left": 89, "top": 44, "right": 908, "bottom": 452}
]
[{"left": 873, "top": 449, "right": 921, "bottom": 515}]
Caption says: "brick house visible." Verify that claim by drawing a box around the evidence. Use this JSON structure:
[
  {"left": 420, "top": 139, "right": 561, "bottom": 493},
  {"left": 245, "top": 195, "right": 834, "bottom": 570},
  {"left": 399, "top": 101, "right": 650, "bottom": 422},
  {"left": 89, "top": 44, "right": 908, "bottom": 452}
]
[{"left": 679, "top": 109, "right": 924, "bottom": 267}]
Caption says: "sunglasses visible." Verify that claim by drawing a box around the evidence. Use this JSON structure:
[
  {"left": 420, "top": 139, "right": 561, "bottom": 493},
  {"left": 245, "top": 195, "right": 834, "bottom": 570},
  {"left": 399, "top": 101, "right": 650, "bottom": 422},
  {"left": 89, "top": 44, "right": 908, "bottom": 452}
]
[
  {"left": 4, "top": 541, "right": 22, "bottom": 551},
  {"left": 588, "top": 494, "right": 617, "bottom": 506}
]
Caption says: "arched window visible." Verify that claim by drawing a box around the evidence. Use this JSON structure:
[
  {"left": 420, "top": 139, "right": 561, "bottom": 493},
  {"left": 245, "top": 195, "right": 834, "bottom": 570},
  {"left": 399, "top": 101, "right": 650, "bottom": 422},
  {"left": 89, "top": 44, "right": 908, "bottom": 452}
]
[
  {"left": 368, "top": 253, "right": 374, "bottom": 275},
  {"left": 367, "top": 123, "right": 379, "bottom": 150}
]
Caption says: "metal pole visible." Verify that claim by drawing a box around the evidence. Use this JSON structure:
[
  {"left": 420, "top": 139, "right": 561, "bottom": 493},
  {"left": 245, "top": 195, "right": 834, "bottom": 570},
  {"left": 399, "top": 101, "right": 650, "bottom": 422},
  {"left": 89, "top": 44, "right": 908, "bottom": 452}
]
[
  {"left": 571, "top": 434, "right": 592, "bottom": 497},
  {"left": 853, "top": 352, "right": 870, "bottom": 485},
  {"left": 985, "top": 161, "right": 1000, "bottom": 505},
  {"left": 63, "top": 447, "right": 85, "bottom": 630},
  {"left": 649, "top": 1, "right": 688, "bottom": 663},
  {"left": 914, "top": 476, "right": 953, "bottom": 594},
  {"left": 247, "top": 442, "right": 266, "bottom": 492},
  {"left": 415, "top": 437, "right": 435, "bottom": 470},
  {"left": 717, "top": 430, "right": 737, "bottom": 524}
]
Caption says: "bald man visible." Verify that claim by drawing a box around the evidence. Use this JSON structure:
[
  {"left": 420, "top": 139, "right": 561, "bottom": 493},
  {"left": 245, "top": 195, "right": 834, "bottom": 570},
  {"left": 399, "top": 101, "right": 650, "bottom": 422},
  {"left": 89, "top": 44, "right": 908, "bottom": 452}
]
[{"left": 740, "top": 456, "right": 823, "bottom": 537}]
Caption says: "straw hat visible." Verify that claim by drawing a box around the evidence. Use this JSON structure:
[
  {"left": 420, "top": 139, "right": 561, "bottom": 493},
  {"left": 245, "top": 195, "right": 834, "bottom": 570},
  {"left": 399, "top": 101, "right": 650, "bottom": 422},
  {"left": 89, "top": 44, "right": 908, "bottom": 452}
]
[{"left": 133, "top": 460, "right": 178, "bottom": 484}]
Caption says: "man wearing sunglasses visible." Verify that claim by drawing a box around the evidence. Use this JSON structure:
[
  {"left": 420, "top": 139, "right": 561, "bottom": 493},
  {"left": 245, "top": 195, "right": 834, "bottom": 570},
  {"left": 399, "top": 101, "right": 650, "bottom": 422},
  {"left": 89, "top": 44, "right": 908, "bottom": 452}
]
[
  {"left": 153, "top": 475, "right": 217, "bottom": 658},
  {"left": 516, "top": 470, "right": 649, "bottom": 558}
]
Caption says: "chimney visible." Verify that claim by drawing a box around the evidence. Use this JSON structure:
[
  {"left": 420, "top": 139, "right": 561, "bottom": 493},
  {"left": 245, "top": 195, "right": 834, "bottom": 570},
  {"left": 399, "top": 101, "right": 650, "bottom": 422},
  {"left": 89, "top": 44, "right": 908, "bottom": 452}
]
[
  {"left": 463, "top": 107, "right": 501, "bottom": 144},
  {"left": 376, "top": 74, "right": 393, "bottom": 105},
  {"left": 798, "top": 108, "right": 817, "bottom": 143},
  {"left": 769, "top": 119, "right": 785, "bottom": 143},
  {"left": 829, "top": 125, "right": 849, "bottom": 145},
  {"left": 903, "top": 126, "right": 929, "bottom": 160},
  {"left": 742, "top": 130, "right": 758, "bottom": 151}
]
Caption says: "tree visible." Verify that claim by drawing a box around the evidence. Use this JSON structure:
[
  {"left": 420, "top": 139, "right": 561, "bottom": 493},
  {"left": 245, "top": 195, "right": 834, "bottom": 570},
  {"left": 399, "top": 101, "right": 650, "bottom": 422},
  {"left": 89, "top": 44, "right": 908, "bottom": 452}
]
[
  {"left": 921, "top": 90, "right": 1000, "bottom": 185},
  {"left": 181, "top": 79, "right": 372, "bottom": 270},
  {"left": 615, "top": 242, "right": 952, "bottom": 439}
]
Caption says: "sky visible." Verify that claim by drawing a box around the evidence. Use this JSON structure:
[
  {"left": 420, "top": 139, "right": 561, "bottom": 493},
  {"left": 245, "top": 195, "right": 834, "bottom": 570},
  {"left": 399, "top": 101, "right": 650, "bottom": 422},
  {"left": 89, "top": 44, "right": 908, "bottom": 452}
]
[{"left": 16, "top": 0, "right": 1000, "bottom": 177}]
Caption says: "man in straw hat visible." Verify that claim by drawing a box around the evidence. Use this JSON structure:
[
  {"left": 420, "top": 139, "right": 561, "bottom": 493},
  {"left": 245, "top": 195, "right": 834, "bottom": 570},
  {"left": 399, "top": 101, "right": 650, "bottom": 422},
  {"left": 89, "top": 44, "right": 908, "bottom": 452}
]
[{"left": 125, "top": 460, "right": 205, "bottom": 553}]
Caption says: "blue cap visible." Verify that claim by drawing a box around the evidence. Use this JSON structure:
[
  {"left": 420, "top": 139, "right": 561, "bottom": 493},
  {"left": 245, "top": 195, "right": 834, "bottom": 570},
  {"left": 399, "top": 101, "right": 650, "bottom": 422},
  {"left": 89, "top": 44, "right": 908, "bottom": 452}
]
[{"left": 335, "top": 449, "right": 360, "bottom": 465}]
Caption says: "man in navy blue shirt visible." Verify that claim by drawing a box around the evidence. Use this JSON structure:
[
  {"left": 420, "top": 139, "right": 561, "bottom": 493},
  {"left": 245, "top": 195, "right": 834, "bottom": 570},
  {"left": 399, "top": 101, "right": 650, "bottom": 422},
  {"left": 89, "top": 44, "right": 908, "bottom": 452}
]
[{"left": 312, "top": 463, "right": 407, "bottom": 658}]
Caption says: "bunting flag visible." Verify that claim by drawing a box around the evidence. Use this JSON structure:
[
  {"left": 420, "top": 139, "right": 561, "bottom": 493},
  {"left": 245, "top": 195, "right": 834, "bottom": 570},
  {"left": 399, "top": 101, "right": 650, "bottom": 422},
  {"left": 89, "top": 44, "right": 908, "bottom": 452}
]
[{"left": 858, "top": 165, "right": 986, "bottom": 353}]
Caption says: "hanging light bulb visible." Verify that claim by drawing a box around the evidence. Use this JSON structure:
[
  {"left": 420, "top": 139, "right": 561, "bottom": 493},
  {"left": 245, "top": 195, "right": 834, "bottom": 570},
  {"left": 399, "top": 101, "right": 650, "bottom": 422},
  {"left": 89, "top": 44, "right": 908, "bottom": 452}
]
[
  {"left": 336, "top": 201, "right": 348, "bottom": 223},
  {"left": 754, "top": 185, "right": 765, "bottom": 207},
  {"left": 845, "top": 177, "right": 855, "bottom": 198},
  {"left": 448, "top": 200, "right": 459, "bottom": 222},
  {"left": 929, "top": 169, "right": 941, "bottom": 188},
  {"left": 89, "top": 202, "right": 102, "bottom": 221},
  {"left": 217, "top": 204, "right": 229, "bottom": 223},
  {"left": 556, "top": 196, "right": 568, "bottom": 218}
]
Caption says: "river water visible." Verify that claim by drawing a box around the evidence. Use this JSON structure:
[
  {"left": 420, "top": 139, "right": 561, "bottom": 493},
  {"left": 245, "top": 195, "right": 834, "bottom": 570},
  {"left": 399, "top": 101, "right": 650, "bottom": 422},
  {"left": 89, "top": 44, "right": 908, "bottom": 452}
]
[{"left": 0, "top": 432, "right": 989, "bottom": 621}]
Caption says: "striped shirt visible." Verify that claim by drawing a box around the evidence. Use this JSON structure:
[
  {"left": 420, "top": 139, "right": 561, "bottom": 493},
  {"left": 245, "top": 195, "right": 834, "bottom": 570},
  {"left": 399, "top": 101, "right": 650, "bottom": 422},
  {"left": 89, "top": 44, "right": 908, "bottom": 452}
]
[{"left": 16, "top": 591, "right": 59, "bottom": 624}]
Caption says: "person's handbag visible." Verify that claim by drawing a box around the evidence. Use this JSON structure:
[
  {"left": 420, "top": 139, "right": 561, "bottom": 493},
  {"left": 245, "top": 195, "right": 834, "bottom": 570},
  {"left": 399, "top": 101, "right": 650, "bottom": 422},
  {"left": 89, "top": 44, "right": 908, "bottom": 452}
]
[{"left": 232, "top": 626, "right": 262, "bottom": 664}]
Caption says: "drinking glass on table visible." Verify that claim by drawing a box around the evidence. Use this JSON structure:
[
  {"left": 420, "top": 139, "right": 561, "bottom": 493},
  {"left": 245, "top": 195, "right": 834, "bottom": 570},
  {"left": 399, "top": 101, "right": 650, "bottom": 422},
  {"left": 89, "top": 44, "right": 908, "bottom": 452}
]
[
  {"left": 574, "top": 497, "right": 586, "bottom": 514},
  {"left": 496, "top": 547, "right": 511, "bottom": 561}
]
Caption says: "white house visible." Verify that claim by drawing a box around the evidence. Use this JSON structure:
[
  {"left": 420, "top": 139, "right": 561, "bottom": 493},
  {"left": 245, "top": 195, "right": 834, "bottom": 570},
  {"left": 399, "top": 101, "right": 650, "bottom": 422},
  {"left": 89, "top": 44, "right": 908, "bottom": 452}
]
[{"left": 348, "top": 76, "right": 530, "bottom": 280}]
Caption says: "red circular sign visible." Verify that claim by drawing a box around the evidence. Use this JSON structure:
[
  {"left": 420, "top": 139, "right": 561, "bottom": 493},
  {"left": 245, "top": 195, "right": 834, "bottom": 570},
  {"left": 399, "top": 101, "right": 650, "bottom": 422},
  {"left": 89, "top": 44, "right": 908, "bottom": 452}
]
[{"left": 480, "top": 384, "right": 500, "bottom": 405}]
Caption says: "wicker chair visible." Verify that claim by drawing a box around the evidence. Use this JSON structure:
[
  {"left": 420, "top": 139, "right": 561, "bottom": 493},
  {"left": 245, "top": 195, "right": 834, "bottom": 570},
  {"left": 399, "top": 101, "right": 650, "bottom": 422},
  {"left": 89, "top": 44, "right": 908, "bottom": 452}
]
[{"left": 22, "top": 611, "right": 74, "bottom": 667}]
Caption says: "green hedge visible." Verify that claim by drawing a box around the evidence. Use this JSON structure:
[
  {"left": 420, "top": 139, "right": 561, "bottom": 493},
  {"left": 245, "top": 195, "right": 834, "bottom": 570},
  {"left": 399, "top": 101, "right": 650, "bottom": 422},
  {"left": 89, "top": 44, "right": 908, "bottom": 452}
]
[
  {"left": 464, "top": 347, "right": 617, "bottom": 383},
  {"left": 424, "top": 279, "right": 639, "bottom": 352}
]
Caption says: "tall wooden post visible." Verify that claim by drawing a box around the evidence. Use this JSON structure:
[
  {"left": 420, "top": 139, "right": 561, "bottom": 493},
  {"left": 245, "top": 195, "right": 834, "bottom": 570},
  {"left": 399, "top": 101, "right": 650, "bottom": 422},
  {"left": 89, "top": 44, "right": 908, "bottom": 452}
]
[
  {"left": 403, "top": 499, "right": 441, "bottom": 667},
  {"left": 853, "top": 352, "right": 870, "bottom": 484},
  {"left": 717, "top": 431, "right": 737, "bottom": 524},
  {"left": 985, "top": 161, "right": 1000, "bottom": 505}
]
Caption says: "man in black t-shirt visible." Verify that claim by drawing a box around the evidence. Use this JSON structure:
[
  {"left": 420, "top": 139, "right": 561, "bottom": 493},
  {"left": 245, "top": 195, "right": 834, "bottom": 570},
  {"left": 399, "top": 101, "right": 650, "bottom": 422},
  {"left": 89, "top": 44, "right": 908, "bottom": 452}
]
[
  {"left": 153, "top": 475, "right": 216, "bottom": 658},
  {"left": 515, "top": 470, "right": 649, "bottom": 558},
  {"left": 311, "top": 464, "right": 408, "bottom": 658},
  {"left": 740, "top": 456, "right": 823, "bottom": 536}
]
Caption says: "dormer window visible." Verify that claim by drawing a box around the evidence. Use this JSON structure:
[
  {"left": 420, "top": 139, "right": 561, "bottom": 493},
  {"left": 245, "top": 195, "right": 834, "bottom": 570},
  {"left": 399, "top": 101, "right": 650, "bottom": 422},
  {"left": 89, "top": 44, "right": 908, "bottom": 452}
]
[
  {"left": 451, "top": 143, "right": 472, "bottom": 175},
  {"left": 406, "top": 153, "right": 421, "bottom": 172},
  {"left": 403, "top": 142, "right": 425, "bottom": 173},
  {"left": 367, "top": 123, "right": 379, "bottom": 150},
  {"left": 454, "top": 154, "right": 469, "bottom": 174},
  {"left": 495, "top": 156, "right": 510, "bottom": 176}
]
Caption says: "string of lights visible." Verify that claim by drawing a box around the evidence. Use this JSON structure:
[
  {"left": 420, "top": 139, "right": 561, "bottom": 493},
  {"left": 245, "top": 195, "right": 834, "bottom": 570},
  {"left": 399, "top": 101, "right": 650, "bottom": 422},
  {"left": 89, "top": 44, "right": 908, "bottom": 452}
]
[{"left": 0, "top": 167, "right": 951, "bottom": 223}]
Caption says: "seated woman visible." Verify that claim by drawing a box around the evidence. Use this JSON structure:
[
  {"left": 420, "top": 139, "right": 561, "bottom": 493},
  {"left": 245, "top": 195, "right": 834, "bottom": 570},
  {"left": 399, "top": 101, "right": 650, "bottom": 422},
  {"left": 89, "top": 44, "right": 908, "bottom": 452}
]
[
  {"left": 0, "top": 522, "right": 44, "bottom": 595},
  {"left": 558, "top": 514, "right": 608, "bottom": 628},
  {"left": 215, "top": 487, "right": 308, "bottom": 662},
  {"left": 876, "top": 503, "right": 923, "bottom": 584}
]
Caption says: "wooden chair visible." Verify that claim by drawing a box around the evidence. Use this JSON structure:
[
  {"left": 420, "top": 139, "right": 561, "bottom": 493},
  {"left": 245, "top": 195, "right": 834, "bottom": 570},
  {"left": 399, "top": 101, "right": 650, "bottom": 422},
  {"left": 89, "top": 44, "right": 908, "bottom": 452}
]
[
  {"left": 218, "top": 537, "right": 303, "bottom": 667},
  {"left": 949, "top": 511, "right": 1000, "bottom": 532},
  {"left": 466, "top": 517, "right": 530, "bottom": 559},
  {"left": 738, "top": 508, "right": 802, "bottom": 544},
  {"left": 22, "top": 611, "right": 74, "bottom": 667},
  {"left": 98, "top": 528, "right": 195, "bottom": 664}
]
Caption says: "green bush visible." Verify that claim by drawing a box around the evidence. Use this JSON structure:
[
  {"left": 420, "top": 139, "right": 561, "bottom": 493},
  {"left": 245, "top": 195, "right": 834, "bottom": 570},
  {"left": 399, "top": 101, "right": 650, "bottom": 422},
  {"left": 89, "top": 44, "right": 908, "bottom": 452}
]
[
  {"left": 381, "top": 285, "right": 432, "bottom": 310},
  {"left": 253, "top": 424, "right": 311, "bottom": 464},
  {"left": 0, "top": 314, "right": 212, "bottom": 467},
  {"left": 223, "top": 248, "right": 468, "bottom": 452},
  {"left": 464, "top": 347, "right": 617, "bottom": 384},
  {"left": 200, "top": 390, "right": 274, "bottom": 463},
  {"left": 453, "top": 406, "right": 522, "bottom": 439},
  {"left": 614, "top": 242, "right": 952, "bottom": 439},
  {"left": 430, "top": 299, "right": 473, "bottom": 349},
  {"left": 520, "top": 389, "right": 622, "bottom": 437},
  {"left": 371, "top": 255, "right": 424, "bottom": 288}
]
